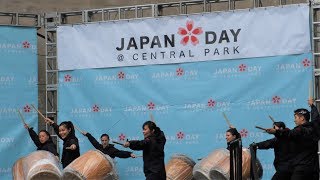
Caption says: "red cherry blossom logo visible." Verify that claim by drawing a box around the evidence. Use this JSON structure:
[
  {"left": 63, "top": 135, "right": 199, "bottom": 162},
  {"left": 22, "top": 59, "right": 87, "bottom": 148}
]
[
  {"left": 178, "top": 20, "right": 203, "bottom": 46},
  {"left": 177, "top": 131, "right": 185, "bottom": 139},
  {"left": 119, "top": 133, "right": 126, "bottom": 141},
  {"left": 24, "top": 105, "right": 31, "bottom": 112},
  {"left": 207, "top": 99, "right": 216, "bottom": 107},
  {"left": 64, "top": 74, "right": 71, "bottom": 82},
  {"left": 302, "top": 58, "right": 310, "bottom": 67},
  {"left": 240, "top": 129, "right": 248, "bottom": 138},
  {"left": 239, "top": 64, "right": 247, "bottom": 72},
  {"left": 22, "top": 41, "right": 30, "bottom": 48},
  {"left": 176, "top": 68, "right": 184, "bottom": 76},
  {"left": 92, "top": 104, "right": 100, "bottom": 112},
  {"left": 272, "top": 96, "right": 281, "bottom": 104},
  {"left": 118, "top": 71, "right": 125, "bottom": 79},
  {"left": 147, "top": 102, "right": 155, "bottom": 110}
]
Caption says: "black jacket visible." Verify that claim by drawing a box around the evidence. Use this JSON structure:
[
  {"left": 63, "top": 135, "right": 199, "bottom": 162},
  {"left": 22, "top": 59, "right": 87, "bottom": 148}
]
[
  {"left": 256, "top": 134, "right": 293, "bottom": 172},
  {"left": 311, "top": 104, "right": 320, "bottom": 140},
  {"left": 129, "top": 131, "right": 166, "bottom": 179},
  {"left": 28, "top": 127, "right": 59, "bottom": 156},
  {"left": 51, "top": 123, "right": 80, "bottom": 168},
  {"left": 275, "top": 123, "right": 318, "bottom": 172},
  {"left": 85, "top": 133, "right": 132, "bottom": 158}
]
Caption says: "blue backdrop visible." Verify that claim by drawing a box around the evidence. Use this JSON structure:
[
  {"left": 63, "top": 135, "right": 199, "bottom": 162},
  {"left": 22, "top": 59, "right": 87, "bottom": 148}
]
[
  {"left": 58, "top": 53, "right": 312, "bottom": 179},
  {"left": 0, "top": 26, "right": 38, "bottom": 179}
]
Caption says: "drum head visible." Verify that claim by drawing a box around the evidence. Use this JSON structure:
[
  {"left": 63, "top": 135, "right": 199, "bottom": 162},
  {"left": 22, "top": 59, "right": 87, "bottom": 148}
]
[
  {"left": 210, "top": 169, "right": 228, "bottom": 180},
  {"left": 30, "top": 171, "right": 61, "bottom": 180}
]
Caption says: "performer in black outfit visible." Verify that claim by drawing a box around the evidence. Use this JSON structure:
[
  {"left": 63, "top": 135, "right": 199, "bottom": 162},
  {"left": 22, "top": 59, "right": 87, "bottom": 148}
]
[
  {"left": 123, "top": 121, "right": 166, "bottom": 180},
  {"left": 45, "top": 118, "right": 80, "bottom": 168},
  {"left": 266, "top": 109, "right": 318, "bottom": 180},
  {"left": 251, "top": 121, "right": 293, "bottom": 180},
  {"left": 24, "top": 123, "right": 59, "bottom": 156},
  {"left": 81, "top": 131, "right": 136, "bottom": 158}
]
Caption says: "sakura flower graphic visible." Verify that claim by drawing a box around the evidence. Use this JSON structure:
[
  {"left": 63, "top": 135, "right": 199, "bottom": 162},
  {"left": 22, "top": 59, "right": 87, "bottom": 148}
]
[{"left": 178, "top": 20, "right": 203, "bottom": 46}]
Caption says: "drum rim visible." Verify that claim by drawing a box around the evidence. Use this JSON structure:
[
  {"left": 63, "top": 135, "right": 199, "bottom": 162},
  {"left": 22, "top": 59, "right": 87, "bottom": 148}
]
[
  {"left": 62, "top": 168, "right": 86, "bottom": 180},
  {"left": 170, "top": 154, "right": 196, "bottom": 166}
]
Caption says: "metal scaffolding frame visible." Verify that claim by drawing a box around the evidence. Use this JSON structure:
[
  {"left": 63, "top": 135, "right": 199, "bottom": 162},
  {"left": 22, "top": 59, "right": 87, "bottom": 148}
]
[{"left": 0, "top": 12, "right": 40, "bottom": 27}]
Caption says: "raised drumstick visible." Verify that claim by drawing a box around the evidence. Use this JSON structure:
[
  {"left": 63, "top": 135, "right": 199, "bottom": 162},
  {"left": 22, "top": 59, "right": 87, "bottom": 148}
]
[
  {"left": 222, "top": 112, "right": 233, "bottom": 128},
  {"left": 309, "top": 80, "right": 313, "bottom": 99},
  {"left": 73, "top": 124, "right": 84, "bottom": 134},
  {"left": 150, "top": 113, "right": 155, "bottom": 123},
  {"left": 268, "top": 115, "right": 276, "bottom": 123},
  {"left": 30, "top": 104, "right": 46, "bottom": 119},
  {"left": 16, "top": 109, "right": 26, "bottom": 125}
]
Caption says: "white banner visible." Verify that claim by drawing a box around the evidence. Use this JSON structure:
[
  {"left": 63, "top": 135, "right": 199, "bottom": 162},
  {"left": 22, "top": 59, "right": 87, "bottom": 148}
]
[{"left": 57, "top": 4, "right": 311, "bottom": 70}]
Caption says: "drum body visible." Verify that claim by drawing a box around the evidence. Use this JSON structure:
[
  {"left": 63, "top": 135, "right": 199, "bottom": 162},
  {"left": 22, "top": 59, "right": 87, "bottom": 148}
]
[
  {"left": 12, "top": 150, "right": 62, "bottom": 180},
  {"left": 193, "top": 148, "right": 230, "bottom": 180},
  {"left": 166, "top": 154, "right": 195, "bottom": 180},
  {"left": 62, "top": 150, "right": 116, "bottom": 180},
  {"left": 193, "top": 148, "right": 263, "bottom": 180}
]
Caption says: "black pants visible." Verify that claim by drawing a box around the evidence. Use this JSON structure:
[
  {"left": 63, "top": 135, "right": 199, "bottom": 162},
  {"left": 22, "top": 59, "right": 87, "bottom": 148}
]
[
  {"left": 272, "top": 170, "right": 318, "bottom": 180},
  {"left": 145, "top": 172, "right": 166, "bottom": 180},
  {"left": 271, "top": 171, "right": 291, "bottom": 180}
]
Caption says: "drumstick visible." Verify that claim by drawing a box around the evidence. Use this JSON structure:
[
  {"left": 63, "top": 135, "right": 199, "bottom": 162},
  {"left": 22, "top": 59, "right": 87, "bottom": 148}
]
[
  {"left": 16, "top": 109, "right": 27, "bottom": 125},
  {"left": 150, "top": 113, "right": 155, "bottom": 123},
  {"left": 222, "top": 112, "right": 233, "bottom": 128},
  {"left": 30, "top": 104, "right": 46, "bottom": 119},
  {"left": 268, "top": 115, "right": 275, "bottom": 123},
  {"left": 73, "top": 124, "right": 84, "bottom": 134},
  {"left": 112, "top": 140, "right": 125, "bottom": 146},
  {"left": 135, "top": 155, "right": 143, "bottom": 158},
  {"left": 309, "top": 80, "right": 313, "bottom": 99},
  {"left": 255, "top": 126, "right": 267, "bottom": 131}
]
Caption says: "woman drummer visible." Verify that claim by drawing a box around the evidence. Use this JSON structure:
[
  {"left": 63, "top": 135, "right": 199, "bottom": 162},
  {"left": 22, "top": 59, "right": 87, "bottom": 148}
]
[
  {"left": 45, "top": 118, "right": 80, "bottom": 168},
  {"left": 24, "top": 123, "right": 58, "bottom": 157},
  {"left": 123, "top": 121, "right": 166, "bottom": 180}
]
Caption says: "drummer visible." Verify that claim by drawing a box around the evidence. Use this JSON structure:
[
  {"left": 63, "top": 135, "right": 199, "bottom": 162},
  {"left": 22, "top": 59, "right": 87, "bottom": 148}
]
[
  {"left": 45, "top": 118, "right": 80, "bottom": 168},
  {"left": 81, "top": 131, "right": 136, "bottom": 159},
  {"left": 24, "top": 123, "right": 59, "bottom": 157},
  {"left": 123, "top": 121, "right": 166, "bottom": 180},
  {"left": 266, "top": 108, "right": 318, "bottom": 179},
  {"left": 250, "top": 121, "right": 293, "bottom": 179}
]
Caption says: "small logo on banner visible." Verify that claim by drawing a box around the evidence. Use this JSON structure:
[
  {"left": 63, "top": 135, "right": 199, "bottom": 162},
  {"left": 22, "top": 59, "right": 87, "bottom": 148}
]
[
  {"left": 95, "top": 71, "right": 139, "bottom": 86},
  {"left": 71, "top": 104, "right": 112, "bottom": 118},
  {"left": 152, "top": 67, "right": 198, "bottom": 81},
  {"left": 125, "top": 166, "right": 144, "bottom": 176},
  {"left": 0, "top": 137, "right": 15, "bottom": 152},
  {"left": 112, "top": 135, "right": 139, "bottom": 142},
  {"left": 239, "top": 129, "right": 248, "bottom": 138},
  {"left": 0, "top": 167, "right": 11, "bottom": 175},
  {"left": 213, "top": 64, "right": 261, "bottom": 78},
  {"left": 166, "top": 131, "right": 200, "bottom": 145},
  {"left": 23, "top": 104, "right": 31, "bottom": 112},
  {"left": 246, "top": 95, "right": 297, "bottom": 110},
  {"left": 276, "top": 58, "right": 311, "bottom": 72},
  {"left": 178, "top": 20, "right": 203, "bottom": 46},
  {"left": 0, "top": 75, "right": 15, "bottom": 88},
  {"left": 183, "top": 98, "right": 230, "bottom": 112},
  {"left": 0, "top": 40, "right": 36, "bottom": 54},
  {"left": 27, "top": 76, "right": 37, "bottom": 87},
  {"left": 118, "top": 133, "right": 126, "bottom": 141},
  {"left": 59, "top": 74, "right": 82, "bottom": 86},
  {"left": 124, "top": 102, "right": 169, "bottom": 116}
]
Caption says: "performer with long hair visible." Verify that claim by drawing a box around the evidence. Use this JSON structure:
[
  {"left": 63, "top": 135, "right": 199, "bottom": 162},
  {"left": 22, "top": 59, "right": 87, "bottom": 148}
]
[
  {"left": 45, "top": 118, "right": 80, "bottom": 168},
  {"left": 123, "top": 121, "right": 166, "bottom": 180}
]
